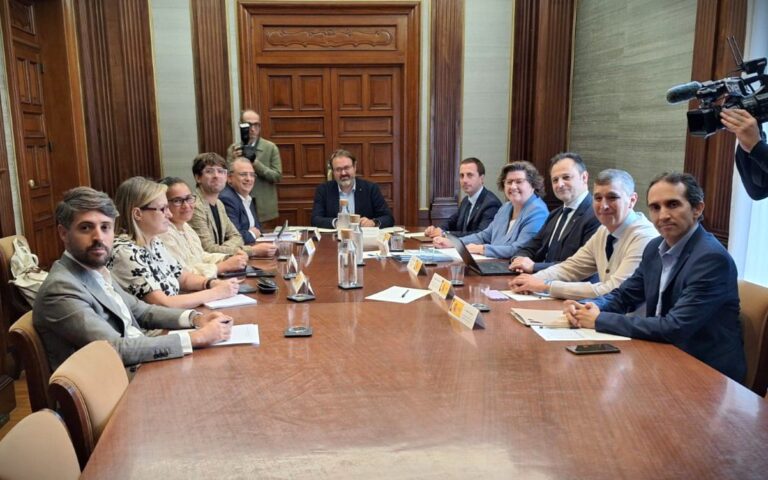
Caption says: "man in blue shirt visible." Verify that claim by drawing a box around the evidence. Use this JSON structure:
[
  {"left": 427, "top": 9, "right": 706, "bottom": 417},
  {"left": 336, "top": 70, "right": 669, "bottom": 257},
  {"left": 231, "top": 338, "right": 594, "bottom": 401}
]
[{"left": 564, "top": 172, "right": 746, "bottom": 382}]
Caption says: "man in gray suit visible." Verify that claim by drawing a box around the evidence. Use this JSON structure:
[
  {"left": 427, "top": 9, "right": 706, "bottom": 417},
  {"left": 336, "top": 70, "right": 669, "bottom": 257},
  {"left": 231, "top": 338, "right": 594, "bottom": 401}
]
[{"left": 34, "top": 187, "right": 232, "bottom": 371}]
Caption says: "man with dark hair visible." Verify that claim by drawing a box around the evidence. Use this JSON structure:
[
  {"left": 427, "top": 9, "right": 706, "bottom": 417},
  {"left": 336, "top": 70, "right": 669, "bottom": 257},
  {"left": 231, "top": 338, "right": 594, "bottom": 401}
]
[
  {"left": 721, "top": 108, "right": 768, "bottom": 200},
  {"left": 34, "top": 187, "right": 232, "bottom": 370},
  {"left": 565, "top": 172, "right": 746, "bottom": 381},
  {"left": 509, "top": 152, "right": 600, "bottom": 272},
  {"left": 425, "top": 157, "right": 501, "bottom": 242},
  {"left": 311, "top": 149, "right": 395, "bottom": 228},
  {"left": 226, "top": 109, "right": 283, "bottom": 222}
]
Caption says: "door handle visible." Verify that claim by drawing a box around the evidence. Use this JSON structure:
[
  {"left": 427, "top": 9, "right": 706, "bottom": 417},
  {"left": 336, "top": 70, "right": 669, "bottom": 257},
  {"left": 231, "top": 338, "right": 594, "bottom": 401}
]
[{"left": 28, "top": 179, "right": 36, "bottom": 188}]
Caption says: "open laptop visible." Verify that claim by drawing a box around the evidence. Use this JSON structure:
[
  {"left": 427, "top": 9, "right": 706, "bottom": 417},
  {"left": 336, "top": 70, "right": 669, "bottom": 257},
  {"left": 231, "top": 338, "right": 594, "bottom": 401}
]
[{"left": 446, "top": 233, "right": 517, "bottom": 276}]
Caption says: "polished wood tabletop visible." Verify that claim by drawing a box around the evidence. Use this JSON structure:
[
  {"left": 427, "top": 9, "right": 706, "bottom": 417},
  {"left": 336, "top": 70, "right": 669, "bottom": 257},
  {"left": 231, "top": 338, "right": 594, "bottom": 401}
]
[{"left": 82, "top": 235, "right": 768, "bottom": 479}]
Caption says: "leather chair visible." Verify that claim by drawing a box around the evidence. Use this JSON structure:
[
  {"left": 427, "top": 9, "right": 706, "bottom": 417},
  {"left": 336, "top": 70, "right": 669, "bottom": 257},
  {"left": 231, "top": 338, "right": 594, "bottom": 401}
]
[
  {"left": 738, "top": 279, "right": 768, "bottom": 396},
  {"left": 0, "top": 235, "right": 32, "bottom": 378},
  {"left": 0, "top": 408, "right": 80, "bottom": 480},
  {"left": 49, "top": 340, "right": 129, "bottom": 469},
  {"left": 9, "top": 311, "right": 54, "bottom": 411}
]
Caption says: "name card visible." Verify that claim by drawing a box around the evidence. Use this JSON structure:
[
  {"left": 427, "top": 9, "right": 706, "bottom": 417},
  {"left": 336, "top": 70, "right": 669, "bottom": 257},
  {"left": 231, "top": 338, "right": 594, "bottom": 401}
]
[
  {"left": 448, "top": 296, "right": 486, "bottom": 329},
  {"left": 407, "top": 256, "right": 426, "bottom": 276},
  {"left": 287, "top": 254, "right": 299, "bottom": 274},
  {"left": 312, "top": 228, "right": 322, "bottom": 241},
  {"left": 290, "top": 271, "right": 314, "bottom": 296},
  {"left": 377, "top": 238, "right": 390, "bottom": 256},
  {"left": 428, "top": 273, "right": 454, "bottom": 299},
  {"left": 303, "top": 238, "right": 316, "bottom": 256}
]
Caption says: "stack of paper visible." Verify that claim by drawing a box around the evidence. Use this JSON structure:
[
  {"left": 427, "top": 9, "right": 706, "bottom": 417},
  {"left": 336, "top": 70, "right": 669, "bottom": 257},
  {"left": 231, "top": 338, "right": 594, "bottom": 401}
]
[
  {"left": 510, "top": 308, "right": 570, "bottom": 328},
  {"left": 204, "top": 294, "right": 258, "bottom": 309}
]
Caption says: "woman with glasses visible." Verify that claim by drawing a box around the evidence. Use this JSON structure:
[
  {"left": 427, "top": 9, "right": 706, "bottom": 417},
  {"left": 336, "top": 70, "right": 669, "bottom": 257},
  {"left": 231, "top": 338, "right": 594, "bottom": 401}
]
[
  {"left": 109, "top": 176, "right": 240, "bottom": 308},
  {"left": 448, "top": 161, "right": 548, "bottom": 259},
  {"left": 158, "top": 177, "right": 249, "bottom": 279}
]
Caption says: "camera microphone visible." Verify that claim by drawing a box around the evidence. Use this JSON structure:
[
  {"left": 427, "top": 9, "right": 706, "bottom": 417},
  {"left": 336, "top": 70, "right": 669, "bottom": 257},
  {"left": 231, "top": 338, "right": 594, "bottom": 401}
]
[{"left": 666, "top": 81, "right": 702, "bottom": 104}]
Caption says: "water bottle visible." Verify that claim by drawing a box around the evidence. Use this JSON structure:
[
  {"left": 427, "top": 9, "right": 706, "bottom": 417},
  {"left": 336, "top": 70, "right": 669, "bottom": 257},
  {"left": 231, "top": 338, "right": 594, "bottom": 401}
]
[
  {"left": 349, "top": 215, "right": 364, "bottom": 266},
  {"left": 337, "top": 199, "right": 350, "bottom": 230},
  {"left": 337, "top": 232, "right": 359, "bottom": 288}
]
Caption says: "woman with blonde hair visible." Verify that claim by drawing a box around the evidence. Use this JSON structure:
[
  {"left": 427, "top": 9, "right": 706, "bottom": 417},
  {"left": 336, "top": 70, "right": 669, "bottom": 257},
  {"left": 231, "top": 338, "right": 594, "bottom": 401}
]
[{"left": 109, "top": 176, "right": 239, "bottom": 308}]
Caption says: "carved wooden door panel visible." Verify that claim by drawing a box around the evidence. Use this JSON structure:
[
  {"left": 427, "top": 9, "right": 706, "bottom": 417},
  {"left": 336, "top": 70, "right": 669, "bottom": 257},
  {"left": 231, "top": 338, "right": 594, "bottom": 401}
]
[{"left": 259, "top": 66, "right": 401, "bottom": 226}]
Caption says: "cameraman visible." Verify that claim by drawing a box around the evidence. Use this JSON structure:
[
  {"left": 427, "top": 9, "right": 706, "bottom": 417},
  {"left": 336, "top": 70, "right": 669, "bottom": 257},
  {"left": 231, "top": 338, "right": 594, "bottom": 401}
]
[
  {"left": 721, "top": 108, "right": 768, "bottom": 200},
  {"left": 226, "top": 110, "right": 283, "bottom": 222}
]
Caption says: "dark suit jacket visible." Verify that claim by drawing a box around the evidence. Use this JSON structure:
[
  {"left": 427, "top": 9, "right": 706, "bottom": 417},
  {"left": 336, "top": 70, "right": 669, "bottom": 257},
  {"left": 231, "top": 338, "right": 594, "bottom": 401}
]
[
  {"left": 440, "top": 187, "right": 501, "bottom": 237},
  {"left": 33, "top": 255, "right": 189, "bottom": 370},
  {"left": 513, "top": 193, "right": 600, "bottom": 272},
  {"left": 735, "top": 134, "right": 768, "bottom": 200},
  {"left": 592, "top": 224, "right": 746, "bottom": 381},
  {"left": 219, "top": 184, "right": 262, "bottom": 245},
  {"left": 311, "top": 178, "right": 394, "bottom": 228}
]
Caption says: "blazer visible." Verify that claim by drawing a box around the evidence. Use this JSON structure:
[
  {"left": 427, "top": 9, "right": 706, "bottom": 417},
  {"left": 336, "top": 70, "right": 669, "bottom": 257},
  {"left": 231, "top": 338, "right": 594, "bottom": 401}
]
[
  {"left": 513, "top": 193, "right": 600, "bottom": 272},
  {"left": 189, "top": 187, "right": 245, "bottom": 255},
  {"left": 440, "top": 187, "right": 502, "bottom": 237},
  {"left": 735, "top": 136, "right": 768, "bottom": 200},
  {"left": 460, "top": 195, "right": 548, "bottom": 259},
  {"left": 227, "top": 137, "right": 282, "bottom": 221},
  {"left": 311, "top": 178, "right": 395, "bottom": 228},
  {"left": 593, "top": 224, "right": 746, "bottom": 382},
  {"left": 219, "top": 184, "right": 262, "bottom": 245},
  {"left": 33, "top": 254, "right": 190, "bottom": 370}
]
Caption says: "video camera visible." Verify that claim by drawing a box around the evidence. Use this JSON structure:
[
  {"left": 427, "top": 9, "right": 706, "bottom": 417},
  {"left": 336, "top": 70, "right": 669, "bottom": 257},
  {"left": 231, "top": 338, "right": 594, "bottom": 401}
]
[
  {"left": 238, "top": 123, "right": 257, "bottom": 161},
  {"left": 666, "top": 37, "right": 768, "bottom": 138}
]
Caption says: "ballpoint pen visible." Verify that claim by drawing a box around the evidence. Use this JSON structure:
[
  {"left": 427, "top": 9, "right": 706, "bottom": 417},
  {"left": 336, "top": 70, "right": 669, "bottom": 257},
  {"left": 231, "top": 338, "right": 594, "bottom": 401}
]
[{"left": 401, "top": 289, "right": 409, "bottom": 298}]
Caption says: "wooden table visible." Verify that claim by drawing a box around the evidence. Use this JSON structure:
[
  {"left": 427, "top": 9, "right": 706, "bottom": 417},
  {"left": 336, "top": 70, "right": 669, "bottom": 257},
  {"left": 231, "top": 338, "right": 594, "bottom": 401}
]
[{"left": 82, "top": 235, "right": 768, "bottom": 479}]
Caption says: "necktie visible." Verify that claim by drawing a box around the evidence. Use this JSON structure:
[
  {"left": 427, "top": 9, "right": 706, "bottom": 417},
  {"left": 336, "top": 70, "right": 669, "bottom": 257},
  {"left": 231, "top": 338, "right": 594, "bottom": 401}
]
[
  {"left": 549, "top": 207, "right": 573, "bottom": 247},
  {"left": 605, "top": 234, "right": 615, "bottom": 261},
  {"left": 458, "top": 202, "right": 471, "bottom": 231}
]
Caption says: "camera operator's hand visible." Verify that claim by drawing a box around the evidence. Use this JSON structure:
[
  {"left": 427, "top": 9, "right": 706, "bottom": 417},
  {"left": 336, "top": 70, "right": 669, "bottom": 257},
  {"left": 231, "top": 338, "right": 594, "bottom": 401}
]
[{"left": 721, "top": 108, "right": 761, "bottom": 152}]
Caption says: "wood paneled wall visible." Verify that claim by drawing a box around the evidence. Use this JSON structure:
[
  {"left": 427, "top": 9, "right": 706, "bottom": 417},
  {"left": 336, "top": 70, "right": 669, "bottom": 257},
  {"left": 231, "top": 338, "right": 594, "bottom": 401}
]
[
  {"left": 75, "top": 0, "right": 160, "bottom": 195},
  {"left": 190, "top": 0, "right": 231, "bottom": 157},
  {"left": 429, "top": 0, "right": 464, "bottom": 223},
  {"left": 684, "top": 0, "right": 746, "bottom": 244},
  {"left": 0, "top": 98, "right": 12, "bottom": 237},
  {"left": 510, "top": 0, "right": 576, "bottom": 207}
]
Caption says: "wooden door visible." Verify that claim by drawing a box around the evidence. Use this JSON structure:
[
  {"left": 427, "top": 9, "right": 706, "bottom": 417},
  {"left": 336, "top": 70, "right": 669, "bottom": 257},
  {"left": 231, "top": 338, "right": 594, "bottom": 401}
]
[{"left": 258, "top": 66, "right": 401, "bottom": 225}]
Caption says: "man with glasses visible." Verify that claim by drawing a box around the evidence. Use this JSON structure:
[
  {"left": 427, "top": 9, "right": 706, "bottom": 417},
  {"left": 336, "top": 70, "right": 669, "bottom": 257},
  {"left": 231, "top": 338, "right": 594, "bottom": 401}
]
[
  {"left": 311, "top": 149, "right": 395, "bottom": 228},
  {"left": 510, "top": 169, "right": 658, "bottom": 300},
  {"left": 226, "top": 109, "right": 282, "bottom": 223},
  {"left": 220, "top": 158, "right": 263, "bottom": 245},
  {"left": 189, "top": 152, "right": 274, "bottom": 257}
]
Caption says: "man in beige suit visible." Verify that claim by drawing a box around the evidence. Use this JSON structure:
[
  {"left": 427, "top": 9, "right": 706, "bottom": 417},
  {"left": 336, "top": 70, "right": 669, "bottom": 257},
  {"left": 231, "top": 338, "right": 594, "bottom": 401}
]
[{"left": 188, "top": 152, "right": 276, "bottom": 258}]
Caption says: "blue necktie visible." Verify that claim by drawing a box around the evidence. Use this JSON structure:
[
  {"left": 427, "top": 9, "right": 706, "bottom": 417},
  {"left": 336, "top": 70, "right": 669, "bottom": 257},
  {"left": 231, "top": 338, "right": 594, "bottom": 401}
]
[{"left": 605, "top": 234, "right": 615, "bottom": 261}]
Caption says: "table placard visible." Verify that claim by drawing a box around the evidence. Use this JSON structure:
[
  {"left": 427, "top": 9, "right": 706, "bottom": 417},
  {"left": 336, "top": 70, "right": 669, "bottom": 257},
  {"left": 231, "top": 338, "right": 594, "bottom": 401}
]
[
  {"left": 428, "top": 273, "right": 454, "bottom": 299},
  {"left": 448, "top": 296, "right": 485, "bottom": 329},
  {"left": 303, "top": 238, "right": 316, "bottom": 256},
  {"left": 377, "top": 237, "right": 390, "bottom": 256},
  {"left": 288, "top": 271, "right": 315, "bottom": 297},
  {"left": 407, "top": 255, "right": 426, "bottom": 275}
]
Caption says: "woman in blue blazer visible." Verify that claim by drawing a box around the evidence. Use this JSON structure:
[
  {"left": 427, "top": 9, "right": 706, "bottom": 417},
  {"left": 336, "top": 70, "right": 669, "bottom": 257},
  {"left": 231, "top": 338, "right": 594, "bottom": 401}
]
[{"left": 461, "top": 161, "right": 548, "bottom": 259}]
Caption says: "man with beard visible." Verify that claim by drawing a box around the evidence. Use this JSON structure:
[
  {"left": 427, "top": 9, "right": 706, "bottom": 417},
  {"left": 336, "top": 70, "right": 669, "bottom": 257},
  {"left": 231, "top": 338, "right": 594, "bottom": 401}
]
[
  {"left": 33, "top": 187, "right": 233, "bottom": 370},
  {"left": 311, "top": 149, "right": 395, "bottom": 228}
]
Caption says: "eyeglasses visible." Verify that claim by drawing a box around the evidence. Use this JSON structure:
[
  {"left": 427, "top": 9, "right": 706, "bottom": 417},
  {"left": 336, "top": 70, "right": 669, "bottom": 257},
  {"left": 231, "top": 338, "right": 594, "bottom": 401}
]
[
  {"left": 140, "top": 205, "right": 170, "bottom": 214},
  {"left": 235, "top": 172, "right": 257, "bottom": 179},
  {"left": 333, "top": 165, "right": 353, "bottom": 174},
  {"left": 202, "top": 167, "right": 228, "bottom": 176},
  {"left": 168, "top": 195, "right": 197, "bottom": 207},
  {"left": 247, "top": 122, "right": 261, "bottom": 128}
]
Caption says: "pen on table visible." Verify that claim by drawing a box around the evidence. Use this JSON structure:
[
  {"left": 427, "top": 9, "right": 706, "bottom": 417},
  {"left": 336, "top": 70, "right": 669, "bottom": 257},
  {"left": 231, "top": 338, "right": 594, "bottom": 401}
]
[{"left": 401, "top": 289, "right": 409, "bottom": 298}]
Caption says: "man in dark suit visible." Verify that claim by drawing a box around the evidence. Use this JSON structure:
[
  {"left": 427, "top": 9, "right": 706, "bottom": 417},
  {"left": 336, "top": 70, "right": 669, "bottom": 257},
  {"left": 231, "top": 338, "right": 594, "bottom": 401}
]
[
  {"left": 311, "top": 149, "right": 394, "bottom": 228},
  {"left": 509, "top": 152, "right": 600, "bottom": 272},
  {"left": 426, "top": 157, "right": 501, "bottom": 243},
  {"left": 34, "top": 187, "right": 232, "bottom": 370},
  {"left": 220, "top": 157, "right": 263, "bottom": 245},
  {"left": 564, "top": 172, "right": 746, "bottom": 382}
]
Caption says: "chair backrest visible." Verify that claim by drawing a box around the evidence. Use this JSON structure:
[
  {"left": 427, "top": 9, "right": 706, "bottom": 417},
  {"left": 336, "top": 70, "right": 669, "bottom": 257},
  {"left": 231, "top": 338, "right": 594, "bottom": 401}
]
[
  {"left": 9, "top": 311, "right": 54, "bottom": 411},
  {"left": 49, "top": 340, "right": 129, "bottom": 469},
  {"left": 0, "top": 235, "right": 32, "bottom": 378},
  {"left": 0, "top": 408, "right": 80, "bottom": 480},
  {"left": 738, "top": 279, "right": 768, "bottom": 396}
]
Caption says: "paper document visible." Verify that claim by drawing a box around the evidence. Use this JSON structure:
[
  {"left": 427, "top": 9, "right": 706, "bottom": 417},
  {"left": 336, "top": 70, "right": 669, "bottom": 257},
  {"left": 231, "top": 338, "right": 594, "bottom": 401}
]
[
  {"left": 511, "top": 308, "right": 570, "bottom": 328},
  {"left": 531, "top": 325, "right": 631, "bottom": 342},
  {"left": 170, "top": 324, "right": 260, "bottom": 346},
  {"left": 204, "top": 294, "right": 258, "bottom": 309},
  {"left": 366, "top": 286, "right": 431, "bottom": 304},
  {"left": 502, "top": 291, "right": 546, "bottom": 302},
  {"left": 363, "top": 251, "right": 390, "bottom": 259}
]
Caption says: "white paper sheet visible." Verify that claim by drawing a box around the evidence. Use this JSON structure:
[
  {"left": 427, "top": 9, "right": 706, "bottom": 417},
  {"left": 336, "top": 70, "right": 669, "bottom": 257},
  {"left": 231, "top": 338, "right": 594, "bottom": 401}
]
[
  {"left": 530, "top": 326, "right": 631, "bottom": 342},
  {"left": 501, "top": 291, "right": 547, "bottom": 301},
  {"left": 365, "top": 286, "right": 432, "bottom": 304},
  {"left": 204, "top": 294, "right": 258, "bottom": 309},
  {"left": 170, "top": 324, "right": 260, "bottom": 346}
]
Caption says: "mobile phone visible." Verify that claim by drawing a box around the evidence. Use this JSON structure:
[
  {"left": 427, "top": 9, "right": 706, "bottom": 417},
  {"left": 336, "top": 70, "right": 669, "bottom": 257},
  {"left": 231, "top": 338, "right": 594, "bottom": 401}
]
[{"left": 566, "top": 343, "right": 620, "bottom": 355}]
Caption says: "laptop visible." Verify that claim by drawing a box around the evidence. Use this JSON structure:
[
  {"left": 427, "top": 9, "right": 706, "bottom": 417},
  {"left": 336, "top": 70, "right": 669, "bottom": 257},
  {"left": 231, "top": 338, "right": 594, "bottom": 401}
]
[{"left": 446, "top": 233, "right": 517, "bottom": 276}]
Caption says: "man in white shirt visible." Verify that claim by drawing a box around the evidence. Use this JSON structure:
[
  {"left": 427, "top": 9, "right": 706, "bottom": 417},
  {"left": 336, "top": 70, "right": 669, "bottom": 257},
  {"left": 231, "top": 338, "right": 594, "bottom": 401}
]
[
  {"left": 34, "top": 187, "right": 232, "bottom": 370},
  {"left": 510, "top": 169, "right": 658, "bottom": 300},
  {"left": 220, "top": 158, "right": 270, "bottom": 247}
]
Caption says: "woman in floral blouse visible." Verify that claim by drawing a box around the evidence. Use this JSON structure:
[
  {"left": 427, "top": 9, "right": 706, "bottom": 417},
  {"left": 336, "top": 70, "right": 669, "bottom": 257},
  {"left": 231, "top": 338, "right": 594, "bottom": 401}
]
[{"left": 109, "top": 176, "right": 240, "bottom": 308}]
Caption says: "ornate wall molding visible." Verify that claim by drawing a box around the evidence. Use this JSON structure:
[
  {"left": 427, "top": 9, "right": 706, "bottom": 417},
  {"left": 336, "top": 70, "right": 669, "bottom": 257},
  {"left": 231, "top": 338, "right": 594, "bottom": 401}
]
[{"left": 264, "top": 27, "right": 395, "bottom": 50}]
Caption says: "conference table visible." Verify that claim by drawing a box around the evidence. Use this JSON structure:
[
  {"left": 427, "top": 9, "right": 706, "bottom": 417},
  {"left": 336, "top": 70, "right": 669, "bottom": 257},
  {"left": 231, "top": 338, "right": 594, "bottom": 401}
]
[{"left": 82, "top": 233, "right": 768, "bottom": 479}]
